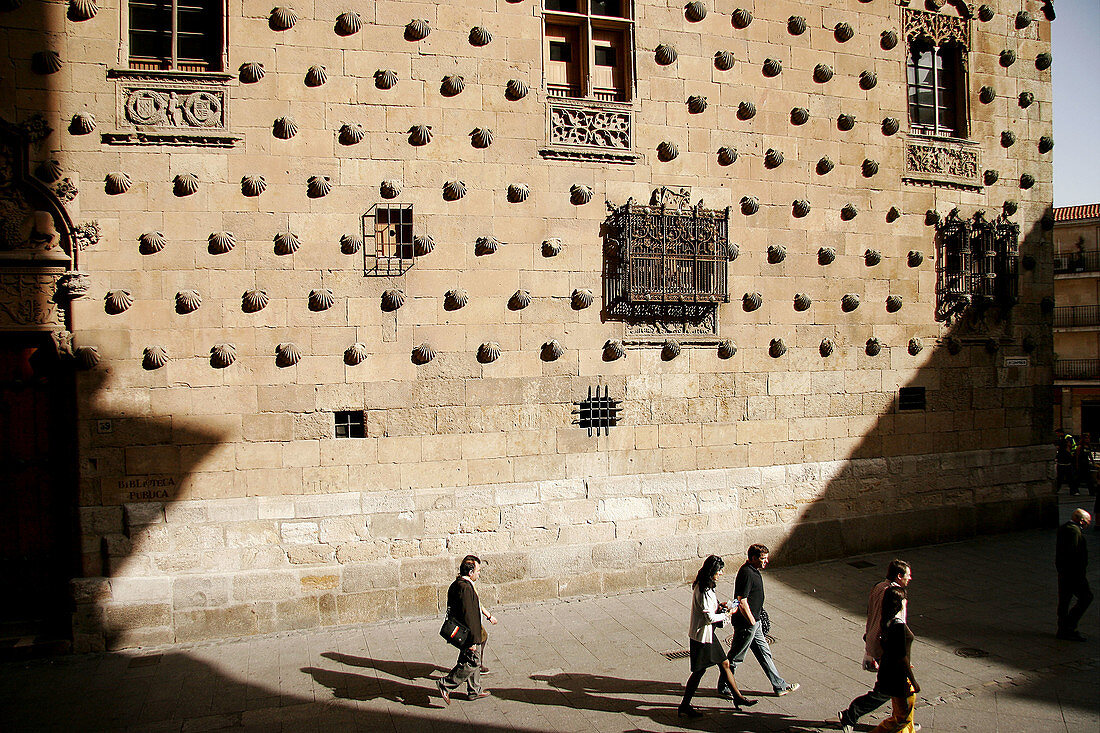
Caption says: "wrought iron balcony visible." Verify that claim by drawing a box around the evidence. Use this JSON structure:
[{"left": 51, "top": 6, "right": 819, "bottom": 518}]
[
  {"left": 1054, "top": 250, "right": 1100, "bottom": 274},
  {"left": 1054, "top": 305, "right": 1100, "bottom": 328},
  {"left": 1055, "top": 358, "right": 1100, "bottom": 380}
]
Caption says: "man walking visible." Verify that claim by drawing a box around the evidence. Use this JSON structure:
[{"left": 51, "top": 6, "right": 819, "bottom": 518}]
[
  {"left": 718, "top": 544, "right": 799, "bottom": 698},
  {"left": 437, "top": 555, "right": 491, "bottom": 704},
  {"left": 1056, "top": 509, "right": 1093, "bottom": 641},
  {"left": 839, "top": 560, "right": 914, "bottom": 733}
]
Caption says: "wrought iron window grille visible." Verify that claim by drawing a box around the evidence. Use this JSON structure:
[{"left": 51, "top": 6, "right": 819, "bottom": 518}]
[
  {"left": 334, "top": 410, "right": 365, "bottom": 438},
  {"left": 935, "top": 209, "right": 1019, "bottom": 323},
  {"left": 363, "top": 203, "right": 415, "bottom": 276},
  {"left": 573, "top": 385, "right": 621, "bottom": 436},
  {"left": 898, "top": 386, "right": 927, "bottom": 411}
]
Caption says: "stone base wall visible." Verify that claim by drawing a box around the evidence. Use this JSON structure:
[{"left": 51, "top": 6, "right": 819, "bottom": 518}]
[{"left": 71, "top": 444, "right": 1053, "bottom": 651}]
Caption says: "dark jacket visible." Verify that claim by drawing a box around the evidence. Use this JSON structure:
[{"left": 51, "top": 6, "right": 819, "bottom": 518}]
[
  {"left": 1056, "top": 521, "right": 1088, "bottom": 578},
  {"left": 446, "top": 576, "right": 483, "bottom": 649},
  {"left": 874, "top": 620, "right": 915, "bottom": 697}
]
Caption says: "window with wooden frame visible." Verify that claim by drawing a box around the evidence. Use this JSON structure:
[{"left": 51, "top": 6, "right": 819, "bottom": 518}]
[
  {"left": 128, "top": 0, "right": 224, "bottom": 71},
  {"left": 544, "top": 0, "right": 633, "bottom": 103},
  {"left": 907, "top": 40, "right": 967, "bottom": 138}
]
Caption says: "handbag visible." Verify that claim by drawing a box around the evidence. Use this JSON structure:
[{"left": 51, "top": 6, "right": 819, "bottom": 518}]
[{"left": 439, "top": 616, "right": 470, "bottom": 648}]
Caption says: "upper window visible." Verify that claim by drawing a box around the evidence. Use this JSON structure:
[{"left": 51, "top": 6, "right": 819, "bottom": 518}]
[
  {"left": 907, "top": 41, "right": 965, "bottom": 138},
  {"left": 129, "top": 0, "right": 223, "bottom": 71},
  {"left": 544, "top": 0, "right": 633, "bottom": 103}
]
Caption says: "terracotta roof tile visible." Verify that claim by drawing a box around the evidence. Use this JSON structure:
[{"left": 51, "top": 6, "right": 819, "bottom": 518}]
[{"left": 1054, "top": 204, "right": 1100, "bottom": 222}]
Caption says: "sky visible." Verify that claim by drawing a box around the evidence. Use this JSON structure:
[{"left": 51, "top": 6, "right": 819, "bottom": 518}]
[{"left": 1052, "top": 0, "right": 1100, "bottom": 207}]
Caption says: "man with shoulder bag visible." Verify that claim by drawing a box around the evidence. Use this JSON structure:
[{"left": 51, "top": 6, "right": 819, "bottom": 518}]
[{"left": 437, "top": 555, "right": 491, "bottom": 704}]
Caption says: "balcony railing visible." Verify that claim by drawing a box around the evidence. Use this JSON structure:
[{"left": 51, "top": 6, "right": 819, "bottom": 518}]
[
  {"left": 1055, "top": 251, "right": 1100, "bottom": 274},
  {"left": 1054, "top": 305, "right": 1100, "bottom": 328},
  {"left": 1055, "top": 359, "right": 1100, "bottom": 380}
]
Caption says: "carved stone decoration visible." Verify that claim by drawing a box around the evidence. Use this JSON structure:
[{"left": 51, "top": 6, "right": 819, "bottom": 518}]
[
  {"left": 506, "top": 79, "right": 529, "bottom": 100},
  {"left": 740, "top": 196, "right": 759, "bottom": 215},
  {"left": 865, "top": 338, "right": 882, "bottom": 356},
  {"left": 105, "top": 172, "right": 131, "bottom": 195},
  {"left": 507, "top": 184, "right": 530, "bottom": 203},
  {"left": 841, "top": 203, "right": 859, "bottom": 221},
  {"left": 661, "top": 339, "right": 681, "bottom": 360},
  {"left": 274, "top": 231, "right": 300, "bottom": 255},
  {"left": 242, "top": 289, "right": 268, "bottom": 312},
  {"left": 338, "top": 123, "right": 364, "bottom": 146},
  {"left": 793, "top": 199, "right": 811, "bottom": 218},
  {"left": 862, "top": 159, "right": 879, "bottom": 178},
  {"left": 570, "top": 184, "right": 593, "bottom": 205},
  {"left": 788, "top": 16, "right": 807, "bottom": 35},
  {"left": 471, "top": 128, "right": 494, "bottom": 148},
  {"left": 907, "top": 338, "right": 923, "bottom": 356},
  {"left": 35, "top": 159, "right": 62, "bottom": 183},
  {"left": 1020, "top": 173, "right": 1035, "bottom": 189},
  {"left": 380, "top": 289, "right": 405, "bottom": 312},
  {"left": 208, "top": 231, "right": 235, "bottom": 254},
  {"left": 571, "top": 288, "right": 594, "bottom": 310},
  {"left": 817, "top": 156, "right": 835, "bottom": 175},
  {"left": 881, "top": 29, "right": 898, "bottom": 49},
  {"left": 725, "top": 242, "right": 740, "bottom": 261},
  {"left": 886, "top": 295, "right": 904, "bottom": 313},
  {"left": 405, "top": 19, "right": 430, "bottom": 41},
  {"left": 687, "top": 95, "right": 708, "bottom": 114},
  {"left": 340, "top": 233, "right": 362, "bottom": 255},
  {"left": 838, "top": 113, "right": 856, "bottom": 131},
  {"left": 794, "top": 293, "right": 812, "bottom": 312},
  {"left": 763, "top": 58, "right": 782, "bottom": 77},
  {"left": 1001, "top": 130, "right": 1016, "bottom": 148},
  {"left": 943, "top": 336, "right": 962, "bottom": 355},
  {"left": 717, "top": 340, "right": 736, "bottom": 359},
  {"left": 1022, "top": 334, "right": 1037, "bottom": 353},
  {"left": 307, "top": 175, "right": 331, "bottom": 198},
  {"left": 335, "top": 11, "right": 361, "bottom": 35},
  {"left": 1000, "top": 49, "right": 1016, "bottom": 67},
  {"left": 142, "top": 346, "right": 168, "bottom": 370},
  {"left": 767, "top": 245, "right": 786, "bottom": 264},
  {"left": 53, "top": 271, "right": 89, "bottom": 301},
  {"left": 309, "top": 288, "right": 335, "bottom": 311},
  {"left": 882, "top": 117, "right": 900, "bottom": 135},
  {"left": 32, "top": 51, "right": 62, "bottom": 75},
  {"left": 814, "top": 64, "right": 834, "bottom": 83},
  {"left": 269, "top": 6, "right": 297, "bottom": 30},
  {"left": 791, "top": 107, "right": 810, "bottom": 125},
  {"left": 175, "top": 289, "right": 201, "bottom": 314},
  {"left": 604, "top": 339, "right": 626, "bottom": 361},
  {"left": 344, "top": 343, "right": 368, "bottom": 366},
  {"left": 304, "top": 65, "right": 327, "bottom": 87},
  {"left": 380, "top": 179, "right": 401, "bottom": 199},
  {"left": 655, "top": 44, "right": 678, "bottom": 65},
  {"left": 238, "top": 61, "right": 264, "bottom": 82},
  {"left": 408, "top": 124, "right": 432, "bottom": 146},
  {"left": 769, "top": 339, "right": 787, "bottom": 358},
  {"left": 865, "top": 249, "right": 882, "bottom": 266},
  {"left": 275, "top": 342, "right": 302, "bottom": 367},
  {"left": 1022, "top": 254, "right": 1036, "bottom": 271},
  {"left": 906, "top": 7, "right": 971, "bottom": 48},
  {"left": 445, "top": 289, "right": 468, "bottom": 310},
  {"left": 888, "top": 207, "right": 902, "bottom": 223},
  {"left": 172, "top": 172, "right": 198, "bottom": 197},
  {"left": 717, "top": 146, "right": 738, "bottom": 166},
  {"left": 979, "top": 86, "right": 995, "bottom": 104},
  {"left": 104, "top": 290, "right": 133, "bottom": 314},
  {"left": 541, "top": 340, "right": 564, "bottom": 361},
  {"left": 842, "top": 293, "right": 861, "bottom": 312},
  {"left": 1018, "top": 91, "right": 1034, "bottom": 108},
  {"left": 685, "top": 1, "right": 707, "bottom": 22},
  {"left": 1039, "top": 135, "right": 1054, "bottom": 153},
  {"left": 978, "top": 4, "right": 994, "bottom": 21},
  {"left": 441, "top": 75, "right": 465, "bottom": 97},
  {"left": 764, "top": 148, "right": 784, "bottom": 169},
  {"left": 984, "top": 169, "right": 999, "bottom": 185},
  {"left": 834, "top": 22, "right": 854, "bottom": 42},
  {"left": 732, "top": 8, "right": 753, "bottom": 28},
  {"left": 859, "top": 70, "right": 878, "bottom": 90},
  {"left": 475, "top": 235, "right": 500, "bottom": 256},
  {"left": 906, "top": 139, "right": 980, "bottom": 186},
  {"left": 374, "top": 69, "right": 399, "bottom": 90},
  {"left": 1041, "top": 1, "right": 1056, "bottom": 21},
  {"left": 657, "top": 141, "right": 679, "bottom": 162},
  {"left": 742, "top": 292, "right": 762, "bottom": 311},
  {"left": 414, "top": 235, "right": 435, "bottom": 256},
  {"left": 139, "top": 231, "right": 166, "bottom": 254},
  {"left": 469, "top": 26, "right": 492, "bottom": 46},
  {"left": 74, "top": 346, "right": 100, "bottom": 370},
  {"left": 509, "top": 289, "right": 532, "bottom": 310},
  {"left": 714, "top": 51, "right": 736, "bottom": 71},
  {"left": 737, "top": 101, "right": 756, "bottom": 120},
  {"left": 549, "top": 104, "right": 631, "bottom": 150},
  {"left": 67, "top": 0, "right": 98, "bottom": 21},
  {"left": 908, "top": 250, "right": 924, "bottom": 267},
  {"left": 926, "top": 209, "right": 941, "bottom": 226},
  {"left": 818, "top": 247, "right": 836, "bottom": 265},
  {"left": 210, "top": 343, "right": 235, "bottom": 368},
  {"left": 477, "top": 342, "right": 501, "bottom": 364},
  {"left": 1036, "top": 52, "right": 1052, "bottom": 70},
  {"left": 443, "top": 180, "right": 466, "bottom": 201},
  {"left": 820, "top": 338, "right": 835, "bottom": 357},
  {"left": 273, "top": 116, "right": 297, "bottom": 139},
  {"left": 540, "top": 238, "right": 563, "bottom": 257}
]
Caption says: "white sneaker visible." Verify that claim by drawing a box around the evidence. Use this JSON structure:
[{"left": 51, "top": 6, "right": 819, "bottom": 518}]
[{"left": 775, "top": 682, "right": 800, "bottom": 696}]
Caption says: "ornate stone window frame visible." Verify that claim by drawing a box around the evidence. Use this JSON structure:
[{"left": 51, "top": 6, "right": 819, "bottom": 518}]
[{"left": 104, "top": 69, "right": 239, "bottom": 147}]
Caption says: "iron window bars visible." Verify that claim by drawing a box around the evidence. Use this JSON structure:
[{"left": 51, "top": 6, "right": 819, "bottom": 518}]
[
  {"left": 363, "top": 203, "right": 414, "bottom": 276},
  {"left": 936, "top": 209, "right": 1019, "bottom": 322},
  {"left": 573, "top": 385, "right": 621, "bottom": 436}
]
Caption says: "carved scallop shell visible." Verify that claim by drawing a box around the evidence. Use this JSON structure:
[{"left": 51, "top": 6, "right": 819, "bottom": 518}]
[
  {"left": 842, "top": 293, "right": 861, "bottom": 312},
  {"left": 67, "top": 0, "right": 98, "bottom": 21},
  {"left": 793, "top": 199, "right": 811, "bottom": 218},
  {"left": 105, "top": 290, "right": 133, "bottom": 314},
  {"left": 414, "top": 235, "right": 434, "bottom": 257},
  {"left": 470, "top": 127, "right": 494, "bottom": 148},
  {"left": 685, "top": 1, "right": 707, "bottom": 22},
  {"left": 737, "top": 101, "right": 756, "bottom": 120},
  {"left": 270, "top": 6, "right": 297, "bottom": 30},
  {"left": 818, "top": 247, "right": 836, "bottom": 265},
  {"left": 541, "top": 340, "right": 564, "bottom": 361},
  {"left": 1001, "top": 130, "right": 1016, "bottom": 148},
  {"left": 762, "top": 58, "right": 782, "bottom": 77},
  {"left": 340, "top": 233, "right": 362, "bottom": 255},
  {"left": 506, "top": 79, "right": 529, "bottom": 100},
  {"left": 381, "top": 289, "right": 405, "bottom": 312},
  {"left": 1036, "top": 52, "right": 1052, "bottom": 71},
  {"left": 859, "top": 70, "right": 877, "bottom": 90},
  {"left": 819, "top": 338, "right": 835, "bottom": 357},
  {"left": 862, "top": 159, "right": 880, "bottom": 178},
  {"left": 1023, "top": 334, "right": 1037, "bottom": 353},
  {"left": 1014, "top": 10, "right": 1032, "bottom": 29},
  {"left": 788, "top": 16, "right": 807, "bottom": 35},
  {"left": 274, "top": 231, "right": 300, "bottom": 255},
  {"left": 1000, "top": 49, "right": 1016, "bottom": 67},
  {"left": 71, "top": 113, "right": 95, "bottom": 134},
  {"left": 794, "top": 293, "right": 812, "bottom": 312},
  {"left": 142, "top": 346, "right": 169, "bottom": 370},
  {"left": 717, "top": 340, "right": 737, "bottom": 359},
  {"left": 838, "top": 113, "right": 856, "bottom": 131},
  {"left": 604, "top": 340, "right": 626, "bottom": 361},
  {"left": 881, "top": 29, "right": 898, "bottom": 50},
  {"left": 841, "top": 203, "right": 859, "bottom": 221},
  {"left": 661, "top": 339, "right": 681, "bottom": 360},
  {"left": 335, "top": 11, "right": 361, "bottom": 35},
  {"left": 475, "top": 235, "right": 500, "bottom": 256},
  {"left": 725, "top": 242, "right": 740, "bottom": 261},
  {"left": 887, "top": 206, "right": 902, "bottom": 223},
  {"left": 1020, "top": 173, "right": 1035, "bottom": 190},
  {"left": 441, "top": 74, "right": 465, "bottom": 96},
  {"left": 717, "top": 146, "right": 738, "bottom": 166},
  {"left": 309, "top": 288, "right": 335, "bottom": 311},
  {"left": 241, "top": 175, "right": 267, "bottom": 197},
  {"left": 657, "top": 141, "right": 679, "bottom": 162},
  {"left": 239, "top": 61, "right": 265, "bottom": 83},
  {"left": 273, "top": 116, "right": 297, "bottom": 139},
  {"left": 731, "top": 8, "right": 752, "bottom": 28},
  {"left": 443, "top": 180, "right": 466, "bottom": 201},
  {"left": 979, "top": 86, "right": 996, "bottom": 104},
  {"left": 944, "top": 336, "right": 962, "bottom": 356},
  {"left": 469, "top": 26, "right": 492, "bottom": 46},
  {"left": 36, "top": 159, "right": 62, "bottom": 183},
  {"left": 865, "top": 249, "right": 882, "bottom": 266},
  {"left": 687, "top": 95, "right": 708, "bottom": 114},
  {"left": 412, "top": 343, "right": 436, "bottom": 365},
  {"left": 654, "top": 44, "right": 677, "bottom": 65},
  {"left": 173, "top": 172, "right": 199, "bottom": 197},
  {"left": 907, "top": 338, "right": 923, "bottom": 356},
  {"left": 1039, "top": 135, "right": 1054, "bottom": 154},
  {"left": 1003, "top": 200, "right": 1019, "bottom": 217},
  {"left": 817, "top": 156, "right": 835, "bottom": 175},
  {"left": 571, "top": 288, "right": 594, "bottom": 310},
  {"left": 408, "top": 124, "right": 432, "bottom": 146},
  {"left": 834, "top": 22, "right": 854, "bottom": 42},
  {"left": 1018, "top": 91, "right": 1034, "bottom": 108},
  {"left": 764, "top": 148, "right": 784, "bottom": 169},
  {"left": 242, "top": 289, "right": 269, "bottom": 313},
  {"left": 105, "top": 172, "right": 131, "bottom": 195},
  {"left": 791, "top": 107, "right": 810, "bottom": 125},
  {"left": 978, "top": 4, "right": 994, "bottom": 21},
  {"left": 210, "top": 343, "right": 236, "bottom": 368},
  {"left": 139, "top": 231, "right": 166, "bottom": 254},
  {"left": 882, "top": 117, "right": 900, "bottom": 135},
  {"left": 714, "top": 51, "right": 735, "bottom": 71},
  {"left": 307, "top": 175, "right": 331, "bottom": 198},
  {"left": 405, "top": 18, "right": 430, "bottom": 41},
  {"left": 74, "top": 346, "right": 100, "bottom": 370},
  {"left": 339, "top": 123, "right": 364, "bottom": 145},
  {"left": 32, "top": 51, "right": 62, "bottom": 75},
  {"left": 380, "top": 179, "right": 401, "bottom": 199},
  {"left": 444, "top": 289, "right": 468, "bottom": 310},
  {"left": 275, "top": 342, "right": 302, "bottom": 367},
  {"left": 740, "top": 196, "right": 759, "bottom": 215},
  {"left": 344, "top": 343, "right": 368, "bottom": 366},
  {"left": 769, "top": 339, "right": 787, "bottom": 358},
  {"left": 507, "top": 183, "right": 530, "bottom": 203},
  {"left": 886, "top": 295, "right": 904, "bottom": 313},
  {"left": 742, "top": 292, "right": 762, "bottom": 312},
  {"left": 984, "top": 169, "right": 999, "bottom": 186},
  {"left": 509, "top": 289, "right": 531, "bottom": 310},
  {"left": 767, "top": 244, "right": 786, "bottom": 264},
  {"left": 865, "top": 338, "right": 882, "bottom": 356},
  {"left": 570, "top": 184, "right": 593, "bottom": 205},
  {"left": 925, "top": 209, "right": 941, "bottom": 226},
  {"left": 477, "top": 342, "right": 501, "bottom": 364},
  {"left": 814, "top": 64, "right": 834, "bottom": 83},
  {"left": 375, "top": 69, "right": 399, "bottom": 89},
  {"left": 542, "top": 238, "right": 562, "bottom": 257},
  {"left": 175, "top": 289, "right": 201, "bottom": 314}
]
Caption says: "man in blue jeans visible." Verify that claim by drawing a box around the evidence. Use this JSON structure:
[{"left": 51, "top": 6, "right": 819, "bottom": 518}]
[{"left": 718, "top": 544, "right": 799, "bottom": 698}]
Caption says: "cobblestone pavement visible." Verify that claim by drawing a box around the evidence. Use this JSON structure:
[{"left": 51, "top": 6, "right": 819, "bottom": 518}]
[{"left": 2, "top": 498, "right": 1097, "bottom": 733}]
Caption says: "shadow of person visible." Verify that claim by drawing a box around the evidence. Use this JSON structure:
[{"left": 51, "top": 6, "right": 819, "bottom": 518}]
[
  {"left": 320, "top": 651, "right": 445, "bottom": 680},
  {"left": 302, "top": 665, "right": 436, "bottom": 708}
]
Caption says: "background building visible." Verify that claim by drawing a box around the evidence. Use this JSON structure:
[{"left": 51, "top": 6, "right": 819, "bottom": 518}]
[
  {"left": 0, "top": 0, "right": 1056, "bottom": 651},
  {"left": 1053, "top": 203, "right": 1100, "bottom": 435}
]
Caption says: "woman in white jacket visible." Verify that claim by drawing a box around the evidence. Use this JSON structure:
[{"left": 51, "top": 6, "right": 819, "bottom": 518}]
[{"left": 678, "top": 555, "right": 758, "bottom": 718}]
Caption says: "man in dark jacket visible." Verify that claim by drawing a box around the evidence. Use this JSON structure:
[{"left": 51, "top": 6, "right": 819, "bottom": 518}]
[
  {"left": 437, "top": 555, "right": 490, "bottom": 703},
  {"left": 1056, "top": 509, "right": 1093, "bottom": 641}
]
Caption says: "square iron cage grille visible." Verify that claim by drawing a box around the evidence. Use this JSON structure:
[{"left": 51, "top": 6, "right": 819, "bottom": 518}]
[
  {"left": 936, "top": 210, "right": 1019, "bottom": 312},
  {"left": 363, "top": 203, "right": 414, "bottom": 276},
  {"left": 573, "top": 385, "right": 621, "bottom": 437},
  {"left": 608, "top": 199, "right": 730, "bottom": 304}
]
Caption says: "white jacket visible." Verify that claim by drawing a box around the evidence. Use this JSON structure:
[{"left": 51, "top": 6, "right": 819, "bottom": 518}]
[{"left": 688, "top": 585, "right": 730, "bottom": 643}]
